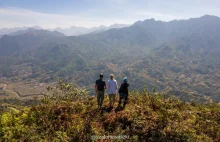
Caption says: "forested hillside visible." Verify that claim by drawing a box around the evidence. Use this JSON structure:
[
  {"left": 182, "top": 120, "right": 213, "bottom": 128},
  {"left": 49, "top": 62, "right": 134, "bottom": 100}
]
[{"left": 0, "top": 15, "right": 219, "bottom": 101}]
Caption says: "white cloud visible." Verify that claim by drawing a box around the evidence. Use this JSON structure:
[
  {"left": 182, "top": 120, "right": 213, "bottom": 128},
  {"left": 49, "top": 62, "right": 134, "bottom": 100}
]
[
  {"left": 133, "top": 11, "right": 185, "bottom": 21},
  {"left": 0, "top": 7, "right": 133, "bottom": 28},
  {"left": 0, "top": 6, "right": 208, "bottom": 29}
]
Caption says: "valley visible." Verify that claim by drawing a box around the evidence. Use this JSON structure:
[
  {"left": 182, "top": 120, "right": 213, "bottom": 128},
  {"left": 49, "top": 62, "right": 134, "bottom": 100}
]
[
  {"left": 0, "top": 15, "right": 219, "bottom": 102},
  {"left": 0, "top": 79, "right": 46, "bottom": 99}
]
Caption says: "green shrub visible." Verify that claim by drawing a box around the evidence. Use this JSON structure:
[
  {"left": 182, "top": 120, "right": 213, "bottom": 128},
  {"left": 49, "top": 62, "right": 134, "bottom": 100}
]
[{"left": 0, "top": 81, "right": 219, "bottom": 141}]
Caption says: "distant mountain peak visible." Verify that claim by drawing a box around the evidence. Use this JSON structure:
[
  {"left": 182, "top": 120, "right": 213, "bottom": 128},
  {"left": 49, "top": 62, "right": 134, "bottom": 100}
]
[
  {"left": 198, "top": 15, "right": 220, "bottom": 22},
  {"left": 32, "top": 25, "right": 42, "bottom": 29},
  {"left": 24, "top": 29, "right": 65, "bottom": 37},
  {"left": 6, "top": 28, "right": 65, "bottom": 37},
  {"left": 8, "top": 28, "right": 37, "bottom": 36},
  {"left": 201, "top": 15, "right": 219, "bottom": 18},
  {"left": 51, "top": 24, "right": 129, "bottom": 36}
]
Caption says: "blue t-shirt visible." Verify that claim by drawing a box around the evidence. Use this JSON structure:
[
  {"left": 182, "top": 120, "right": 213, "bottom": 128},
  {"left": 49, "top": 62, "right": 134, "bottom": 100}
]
[{"left": 96, "top": 79, "right": 106, "bottom": 91}]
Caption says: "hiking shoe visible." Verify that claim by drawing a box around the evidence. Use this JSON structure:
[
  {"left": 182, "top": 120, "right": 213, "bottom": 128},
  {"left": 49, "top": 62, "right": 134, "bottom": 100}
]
[{"left": 123, "top": 104, "right": 126, "bottom": 108}]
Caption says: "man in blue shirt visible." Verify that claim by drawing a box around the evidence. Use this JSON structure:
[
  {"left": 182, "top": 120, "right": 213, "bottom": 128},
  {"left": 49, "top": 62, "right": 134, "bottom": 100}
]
[{"left": 95, "top": 73, "right": 106, "bottom": 109}]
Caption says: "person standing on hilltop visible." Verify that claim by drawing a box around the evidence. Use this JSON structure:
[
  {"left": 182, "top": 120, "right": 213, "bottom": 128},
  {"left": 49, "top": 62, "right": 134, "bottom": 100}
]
[
  {"left": 118, "top": 77, "right": 129, "bottom": 108},
  {"left": 107, "top": 74, "right": 118, "bottom": 109},
  {"left": 95, "top": 73, "right": 106, "bottom": 110}
]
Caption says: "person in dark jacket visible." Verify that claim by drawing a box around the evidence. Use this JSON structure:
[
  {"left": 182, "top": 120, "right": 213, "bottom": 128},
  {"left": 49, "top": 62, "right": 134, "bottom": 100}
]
[
  {"left": 95, "top": 73, "right": 106, "bottom": 109},
  {"left": 118, "top": 77, "right": 129, "bottom": 108}
]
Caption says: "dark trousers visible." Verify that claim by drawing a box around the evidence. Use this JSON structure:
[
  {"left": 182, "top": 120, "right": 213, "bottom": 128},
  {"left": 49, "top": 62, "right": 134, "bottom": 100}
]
[
  {"left": 119, "top": 93, "right": 128, "bottom": 106},
  {"left": 97, "top": 91, "right": 104, "bottom": 108}
]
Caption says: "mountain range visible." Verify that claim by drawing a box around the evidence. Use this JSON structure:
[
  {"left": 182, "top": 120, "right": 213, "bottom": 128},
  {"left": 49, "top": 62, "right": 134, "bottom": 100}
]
[
  {"left": 0, "top": 15, "right": 219, "bottom": 102},
  {"left": 0, "top": 24, "right": 129, "bottom": 37},
  {"left": 0, "top": 26, "right": 42, "bottom": 37},
  {"left": 51, "top": 24, "right": 129, "bottom": 36}
]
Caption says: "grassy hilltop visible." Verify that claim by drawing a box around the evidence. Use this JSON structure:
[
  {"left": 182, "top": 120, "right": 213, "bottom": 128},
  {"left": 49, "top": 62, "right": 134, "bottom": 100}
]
[{"left": 0, "top": 81, "right": 220, "bottom": 141}]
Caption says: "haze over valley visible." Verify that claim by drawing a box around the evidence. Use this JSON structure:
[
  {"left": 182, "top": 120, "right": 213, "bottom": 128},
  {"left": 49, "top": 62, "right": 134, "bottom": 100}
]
[
  {"left": 0, "top": 24, "right": 129, "bottom": 37},
  {"left": 0, "top": 15, "right": 219, "bottom": 102}
]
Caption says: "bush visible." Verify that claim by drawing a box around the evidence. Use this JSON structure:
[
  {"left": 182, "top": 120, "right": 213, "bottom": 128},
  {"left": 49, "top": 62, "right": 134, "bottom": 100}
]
[{"left": 0, "top": 81, "right": 219, "bottom": 141}]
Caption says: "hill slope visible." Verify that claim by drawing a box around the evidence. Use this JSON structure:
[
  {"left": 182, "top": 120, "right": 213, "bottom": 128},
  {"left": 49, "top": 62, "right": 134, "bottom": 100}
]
[
  {"left": 0, "top": 15, "right": 219, "bottom": 101},
  {"left": 0, "top": 82, "right": 219, "bottom": 141}
]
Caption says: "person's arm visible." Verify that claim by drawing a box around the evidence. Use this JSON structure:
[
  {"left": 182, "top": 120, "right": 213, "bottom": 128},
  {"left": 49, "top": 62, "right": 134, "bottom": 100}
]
[
  {"left": 104, "top": 81, "right": 107, "bottom": 89},
  {"left": 118, "top": 84, "right": 122, "bottom": 93},
  {"left": 95, "top": 80, "right": 97, "bottom": 89},
  {"left": 115, "top": 80, "right": 118, "bottom": 91},
  {"left": 107, "top": 80, "right": 110, "bottom": 89},
  {"left": 95, "top": 81, "right": 98, "bottom": 94}
]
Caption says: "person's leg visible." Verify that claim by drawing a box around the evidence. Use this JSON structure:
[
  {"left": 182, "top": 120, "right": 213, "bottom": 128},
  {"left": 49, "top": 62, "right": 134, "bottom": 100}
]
[
  {"left": 123, "top": 94, "right": 128, "bottom": 107},
  {"left": 118, "top": 93, "right": 123, "bottom": 106},
  {"left": 97, "top": 91, "right": 101, "bottom": 108},
  {"left": 112, "top": 94, "right": 116, "bottom": 107},
  {"left": 99, "top": 91, "right": 104, "bottom": 108},
  {"left": 109, "top": 94, "right": 113, "bottom": 107}
]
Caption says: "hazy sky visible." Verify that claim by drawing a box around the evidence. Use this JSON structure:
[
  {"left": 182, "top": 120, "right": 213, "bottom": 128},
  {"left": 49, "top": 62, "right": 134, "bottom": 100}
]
[{"left": 0, "top": 0, "right": 220, "bottom": 28}]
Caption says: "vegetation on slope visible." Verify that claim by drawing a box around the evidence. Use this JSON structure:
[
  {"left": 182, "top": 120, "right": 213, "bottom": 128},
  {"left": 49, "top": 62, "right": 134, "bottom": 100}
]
[
  {"left": 0, "top": 15, "right": 220, "bottom": 101},
  {"left": 0, "top": 80, "right": 219, "bottom": 141}
]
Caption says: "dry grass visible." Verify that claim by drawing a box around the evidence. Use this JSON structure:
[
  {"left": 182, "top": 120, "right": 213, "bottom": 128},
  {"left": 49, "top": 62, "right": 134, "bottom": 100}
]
[{"left": 0, "top": 79, "right": 51, "bottom": 99}]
